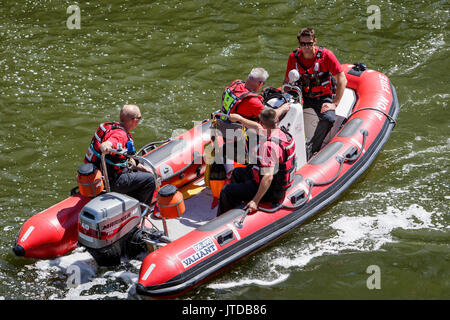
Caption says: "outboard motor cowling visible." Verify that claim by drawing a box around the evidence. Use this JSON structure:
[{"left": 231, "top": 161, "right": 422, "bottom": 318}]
[{"left": 78, "top": 192, "right": 144, "bottom": 266}]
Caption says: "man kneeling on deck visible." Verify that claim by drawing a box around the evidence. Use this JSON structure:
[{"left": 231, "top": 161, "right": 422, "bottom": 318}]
[{"left": 216, "top": 107, "right": 296, "bottom": 216}]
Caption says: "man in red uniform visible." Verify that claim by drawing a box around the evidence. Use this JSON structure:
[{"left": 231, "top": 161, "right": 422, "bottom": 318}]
[
  {"left": 221, "top": 67, "right": 290, "bottom": 121},
  {"left": 86, "top": 104, "right": 155, "bottom": 205},
  {"left": 216, "top": 108, "right": 296, "bottom": 216},
  {"left": 284, "top": 28, "right": 347, "bottom": 158},
  {"left": 216, "top": 68, "right": 291, "bottom": 185}
]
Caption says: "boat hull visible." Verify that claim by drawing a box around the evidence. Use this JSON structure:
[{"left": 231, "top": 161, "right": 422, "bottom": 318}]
[
  {"left": 13, "top": 120, "right": 212, "bottom": 259},
  {"left": 13, "top": 64, "right": 399, "bottom": 298},
  {"left": 13, "top": 195, "right": 91, "bottom": 258},
  {"left": 136, "top": 64, "right": 399, "bottom": 297}
]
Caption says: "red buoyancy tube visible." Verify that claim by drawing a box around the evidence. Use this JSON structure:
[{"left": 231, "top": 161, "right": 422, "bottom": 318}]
[
  {"left": 253, "top": 127, "right": 296, "bottom": 199},
  {"left": 220, "top": 80, "right": 263, "bottom": 121},
  {"left": 84, "top": 122, "right": 133, "bottom": 176},
  {"left": 293, "top": 46, "right": 336, "bottom": 98}
]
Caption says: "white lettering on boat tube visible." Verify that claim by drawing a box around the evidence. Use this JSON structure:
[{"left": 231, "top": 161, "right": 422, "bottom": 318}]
[
  {"left": 142, "top": 263, "right": 156, "bottom": 281},
  {"left": 375, "top": 95, "right": 390, "bottom": 111},
  {"left": 378, "top": 74, "right": 391, "bottom": 94},
  {"left": 20, "top": 226, "right": 35, "bottom": 242}
]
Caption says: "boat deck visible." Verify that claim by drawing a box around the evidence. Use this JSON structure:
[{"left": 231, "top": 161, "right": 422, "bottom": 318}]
[
  {"left": 146, "top": 179, "right": 217, "bottom": 240},
  {"left": 145, "top": 88, "right": 358, "bottom": 241}
]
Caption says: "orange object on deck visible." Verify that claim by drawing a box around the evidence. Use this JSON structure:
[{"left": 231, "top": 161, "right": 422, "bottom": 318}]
[
  {"left": 157, "top": 184, "right": 185, "bottom": 219},
  {"left": 76, "top": 163, "right": 104, "bottom": 198},
  {"left": 209, "top": 179, "right": 226, "bottom": 199},
  {"left": 233, "top": 161, "right": 247, "bottom": 169},
  {"left": 209, "top": 163, "right": 227, "bottom": 199}
]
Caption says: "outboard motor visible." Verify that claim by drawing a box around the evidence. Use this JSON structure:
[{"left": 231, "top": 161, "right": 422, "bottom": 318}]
[{"left": 78, "top": 192, "right": 146, "bottom": 266}]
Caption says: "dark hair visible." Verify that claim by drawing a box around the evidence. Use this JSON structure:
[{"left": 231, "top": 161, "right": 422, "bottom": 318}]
[
  {"left": 259, "top": 107, "right": 277, "bottom": 129},
  {"left": 297, "top": 28, "right": 316, "bottom": 40}
]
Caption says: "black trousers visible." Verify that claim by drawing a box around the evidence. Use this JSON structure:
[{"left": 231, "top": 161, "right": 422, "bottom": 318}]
[
  {"left": 303, "top": 95, "right": 336, "bottom": 155},
  {"left": 110, "top": 170, "right": 155, "bottom": 206},
  {"left": 217, "top": 166, "right": 281, "bottom": 216}
]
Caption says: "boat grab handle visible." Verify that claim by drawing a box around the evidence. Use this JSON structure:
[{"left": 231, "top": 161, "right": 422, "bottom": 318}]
[
  {"left": 234, "top": 208, "right": 250, "bottom": 229},
  {"left": 137, "top": 139, "right": 171, "bottom": 156},
  {"left": 347, "top": 107, "right": 397, "bottom": 128}
]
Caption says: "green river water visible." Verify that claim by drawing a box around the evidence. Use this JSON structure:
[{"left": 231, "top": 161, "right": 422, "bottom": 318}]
[{"left": 0, "top": 0, "right": 448, "bottom": 300}]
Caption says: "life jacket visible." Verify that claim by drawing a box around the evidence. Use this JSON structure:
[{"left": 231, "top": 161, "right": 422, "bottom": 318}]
[
  {"left": 293, "top": 46, "right": 337, "bottom": 98},
  {"left": 252, "top": 127, "right": 296, "bottom": 200},
  {"left": 220, "top": 80, "right": 263, "bottom": 121},
  {"left": 84, "top": 122, "right": 133, "bottom": 177}
]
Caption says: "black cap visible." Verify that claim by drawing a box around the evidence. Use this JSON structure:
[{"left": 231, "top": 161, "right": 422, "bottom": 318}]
[
  {"left": 158, "top": 184, "right": 178, "bottom": 197},
  {"left": 78, "top": 163, "right": 97, "bottom": 176}
]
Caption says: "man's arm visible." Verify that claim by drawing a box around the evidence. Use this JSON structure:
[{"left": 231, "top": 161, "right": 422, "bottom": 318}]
[
  {"left": 99, "top": 130, "right": 127, "bottom": 154},
  {"left": 134, "top": 162, "right": 153, "bottom": 173},
  {"left": 244, "top": 167, "right": 274, "bottom": 212},
  {"left": 275, "top": 103, "right": 291, "bottom": 120},
  {"left": 230, "top": 104, "right": 290, "bottom": 128},
  {"left": 229, "top": 113, "right": 263, "bottom": 131},
  {"left": 99, "top": 141, "right": 113, "bottom": 154},
  {"left": 101, "top": 139, "right": 152, "bottom": 173},
  {"left": 320, "top": 49, "right": 347, "bottom": 113},
  {"left": 320, "top": 71, "right": 347, "bottom": 113},
  {"left": 332, "top": 71, "right": 347, "bottom": 106}
]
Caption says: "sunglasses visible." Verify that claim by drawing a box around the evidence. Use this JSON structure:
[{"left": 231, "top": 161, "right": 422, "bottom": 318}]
[
  {"left": 133, "top": 116, "right": 142, "bottom": 120},
  {"left": 299, "top": 41, "right": 314, "bottom": 47}
]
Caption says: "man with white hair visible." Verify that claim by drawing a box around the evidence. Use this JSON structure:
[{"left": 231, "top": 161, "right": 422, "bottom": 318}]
[{"left": 220, "top": 67, "right": 289, "bottom": 121}]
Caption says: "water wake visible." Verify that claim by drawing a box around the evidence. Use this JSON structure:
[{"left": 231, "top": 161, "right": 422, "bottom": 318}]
[{"left": 208, "top": 204, "right": 443, "bottom": 290}]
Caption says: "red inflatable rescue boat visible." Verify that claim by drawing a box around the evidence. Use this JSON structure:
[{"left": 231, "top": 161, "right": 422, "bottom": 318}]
[{"left": 13, "top": 64, "right": 399, "bottom": 298}]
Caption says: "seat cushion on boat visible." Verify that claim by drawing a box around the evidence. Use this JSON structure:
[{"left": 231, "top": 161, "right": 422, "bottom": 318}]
[{"left": 303, "top": 88, "right": 357, "bottom": 147}]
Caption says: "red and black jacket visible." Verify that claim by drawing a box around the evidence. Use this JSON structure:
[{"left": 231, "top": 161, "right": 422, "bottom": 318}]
[
  {"left": 253, "top": 127, "right": 296, "bottom": 201},
  {"left": 293, "top": 46, "right": 337, "bottom": 98},
  {"left": 220, "top": 80, "right": 263, "bottom": 121},
  {"left": 84, "top": 122, "right": 133, "bottom": 177}
]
